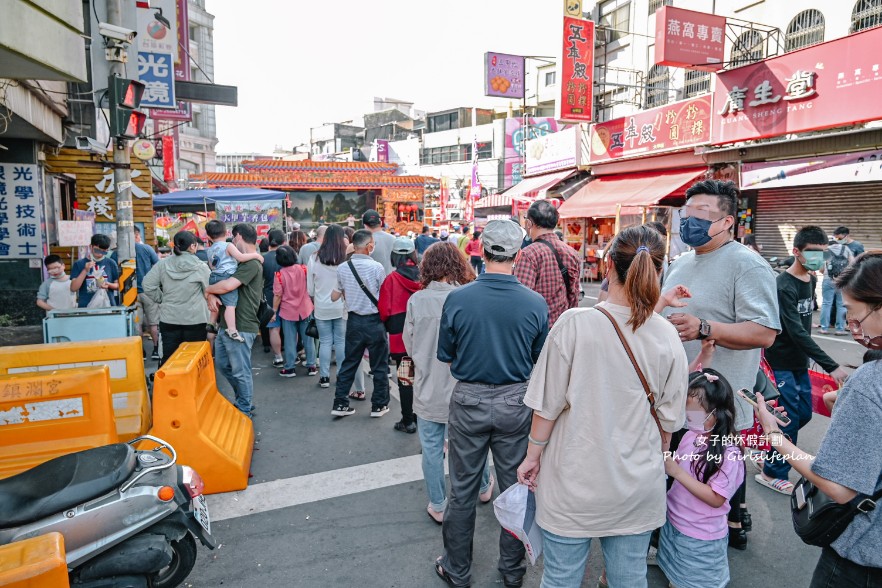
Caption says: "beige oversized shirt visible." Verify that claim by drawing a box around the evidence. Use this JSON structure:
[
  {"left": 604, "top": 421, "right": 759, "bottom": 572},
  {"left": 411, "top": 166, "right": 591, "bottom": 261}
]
[{"left": 524, "top": 302, "right": 688, "bottom": 538}]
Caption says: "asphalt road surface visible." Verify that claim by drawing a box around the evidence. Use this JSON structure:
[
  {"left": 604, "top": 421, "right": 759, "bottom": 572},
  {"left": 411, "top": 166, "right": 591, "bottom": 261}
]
[{"left": 172, "top": 281, "right": 866, "bottom": 588}]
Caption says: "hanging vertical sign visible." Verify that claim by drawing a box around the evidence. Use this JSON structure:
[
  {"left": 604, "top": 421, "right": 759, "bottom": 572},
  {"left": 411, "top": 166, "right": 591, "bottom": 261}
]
[
  {"left": 0, "top": 164, "right": 43, "bottom": 258},
  {"left": 555, "top": 16, "right": 595, "bottom": 124},
  {"left": 162, "top": 136, "right": 176, "bottom": 182}
]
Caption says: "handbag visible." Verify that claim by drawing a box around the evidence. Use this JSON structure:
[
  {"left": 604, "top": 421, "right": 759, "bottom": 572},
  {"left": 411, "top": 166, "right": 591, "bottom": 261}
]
[
  {"left": 305, "top": 316, "right": 319, "bottom": 339},
  {"left": 596, "top": 306, "right": 664, "bottom": 438},
  {"left": 257, "top": 299, "right": 274, "bottom": 329},
  {"left": 396, "top": 356, "right": 415, "bottom": 386},
  {"left": 791, "top": 477, "right": 882, "bottom": 547}
]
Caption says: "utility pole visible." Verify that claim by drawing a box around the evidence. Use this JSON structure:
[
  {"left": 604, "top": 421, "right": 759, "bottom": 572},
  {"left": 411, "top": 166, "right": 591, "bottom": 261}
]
[{"left": 106, "top": 0, "right": 135, "bottom": 262}]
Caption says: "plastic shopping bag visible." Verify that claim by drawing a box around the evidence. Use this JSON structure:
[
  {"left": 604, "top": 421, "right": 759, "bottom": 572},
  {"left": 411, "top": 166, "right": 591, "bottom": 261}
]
[
  {"left": 493, "top": 483, "right": 542, "bottom": 565},
  {"left": 808, "top": 368, "right": 836, "bottom": 418},
  {"left": 86, "top": 288, "right": 111, "bottom": 309}
]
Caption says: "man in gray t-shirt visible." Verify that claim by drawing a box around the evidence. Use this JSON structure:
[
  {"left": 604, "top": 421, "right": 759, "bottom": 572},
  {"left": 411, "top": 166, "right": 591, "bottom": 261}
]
[
  {"left": 362, "top": 209, "right": 396, "bottom": 275},
  {"left": 661, "top": 181, "right": 780, "bottom": 432}
]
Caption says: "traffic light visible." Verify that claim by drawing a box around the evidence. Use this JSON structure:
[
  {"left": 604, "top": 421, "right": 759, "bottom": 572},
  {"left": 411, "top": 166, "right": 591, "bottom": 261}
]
[{"left": 108, "top": 76, "right": 146, "bottom": 140}]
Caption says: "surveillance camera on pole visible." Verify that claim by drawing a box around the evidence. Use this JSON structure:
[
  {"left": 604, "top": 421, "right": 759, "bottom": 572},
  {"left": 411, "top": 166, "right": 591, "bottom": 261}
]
[
  {"left": 98, "top": 22, "right": 136, "bottom": 62},
  {"left": 75, "top": 136, "right": 108, "bottom": 156}
]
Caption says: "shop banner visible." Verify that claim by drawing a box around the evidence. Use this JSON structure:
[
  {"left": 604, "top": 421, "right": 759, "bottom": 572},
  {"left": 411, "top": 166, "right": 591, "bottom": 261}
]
[
  {"left": 162, "top": 135, "right": 176, "bottom": 181},
  {"left": 135, "top": 0, "right": 177, "bottom": 60},
  {"left": 589, "top": 95, "right": 712, "bottom": 163},
  {"left": 137, "top": 52, "right": 176, "bottom": 109},
  {"left": 0, "top": 164, "right": 42, "bottom": 258},
  {"left": 504, "top": 117, "right": 564, "bottom": 188},
  {"left": 216, "top": 200, "right": 283, "bottom": 239},
  {"left": 654, "top": 6, "right": 725, "bottom": 71},
  {"left": 376, "top": 139, "right": 389, "bottom": 163},
  {"left": 439, "top": 178, "right": 449, "bottom": 221},
  {"left": 741, "top": 149, "right": 882, "bottom": 189},
  {"left": 151, "top": 0, "right": 191, "bottom": 121},
  {"left": 555, "top": 16, "right": 594, "bottom": 124},
  {"left": 712, "top": 26, "right": 882, "bottom": 144},
  {"left": 484, "top": 52, "right": 526, "bottom": 99},
  {"left": 525, "top": 126, "right": 580, "bottom": 175}
]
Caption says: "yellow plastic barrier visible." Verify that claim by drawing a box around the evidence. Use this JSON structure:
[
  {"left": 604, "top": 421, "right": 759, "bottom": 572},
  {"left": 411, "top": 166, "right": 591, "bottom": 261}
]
[
  {"left": 0, "top": 367, "right": 118, "bottom": 479},
  {"left": 151, "top": 341, "right": 254, "bottom": 494},
  {"left": 0, "top": 337, "right": 150, "bottom": 442},
  {"left": 0, "top": 532, "right": 69, "bottom": 587}
]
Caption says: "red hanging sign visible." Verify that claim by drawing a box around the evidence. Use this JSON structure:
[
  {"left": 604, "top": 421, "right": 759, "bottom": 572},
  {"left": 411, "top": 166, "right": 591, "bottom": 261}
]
[
  {"left": 654, "top": 6, "right": 726, "bottom": 71},
  {"left": 162, "top": 135, "right": 175, "bottom": 182},
  {"left": 555, "top": 16, "right": 595, "bottom": 124}
]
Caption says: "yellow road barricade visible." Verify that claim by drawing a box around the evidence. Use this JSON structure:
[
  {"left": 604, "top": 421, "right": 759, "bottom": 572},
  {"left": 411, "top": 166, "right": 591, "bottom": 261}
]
[
  {"left": 0, "top": 337, "right": 151, "bottom": 442},
  {"left": 0, "top": 532, "right": 69, "bottom": 587},
  {"left": 151, "top": 341, "right": 254, "bottom": 494},
  {"left": 0, "top": 366, "right": 118, "bottom": 479}
]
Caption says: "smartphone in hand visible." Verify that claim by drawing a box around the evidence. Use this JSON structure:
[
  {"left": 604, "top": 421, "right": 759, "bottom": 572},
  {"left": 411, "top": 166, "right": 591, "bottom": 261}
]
[{"left": 736, "top": 388, "right": 792, "bottom": 427}]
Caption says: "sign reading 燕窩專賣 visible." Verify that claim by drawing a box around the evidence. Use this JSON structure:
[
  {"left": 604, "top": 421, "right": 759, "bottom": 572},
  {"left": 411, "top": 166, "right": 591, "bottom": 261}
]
[
  {"left": 654, "top": 6, "right": 725, "bottom": 71},
  {"left": 555, "top": 16, "right": 594, "bottom": 124},
  {"left": 484, "top": 53, "right": 526, "bottom": 99},
  {"left": 0, "top": 164, "right": 43, "bottom": 259},
  {"left": 712, "top": 26, "right": 882, "bottom": 144},
  {"left": 589, "top": 96, "right": 712, "bottom": 163}
]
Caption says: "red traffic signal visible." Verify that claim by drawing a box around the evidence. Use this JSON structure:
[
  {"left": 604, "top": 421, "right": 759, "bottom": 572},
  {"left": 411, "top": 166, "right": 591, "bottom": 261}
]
[{"left": 109, "top": 76, "right": 146, "bottom": 139}]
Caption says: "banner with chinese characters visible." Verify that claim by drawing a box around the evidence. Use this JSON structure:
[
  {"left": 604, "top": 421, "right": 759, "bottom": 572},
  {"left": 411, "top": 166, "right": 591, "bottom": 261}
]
[
  {"left": 712, "top": 26, "right": 882, "bottom": 144},
  {"left": 0, "top": 164, "right": 43, "bottom": 258},
  {"left": 589, "top": 96, "right": 712, "bottom": 163},
  {"left": 484, "top": 52, "right": 526, "bottom": 99},
  {"left": 555, "top": 16, "right": 594, "bottom": 123},
  {"left": 135, "top": 0, "right": 178, "bottom": 60},
  {"left": 525, "top": 126, "right": 581, "bottom": 175},
  {"left": 654, "top": 6, "right": 725, "bottom": 71},
  {"left": 504, "top": 118, "right": 565, "bottom": 188},
  {"left": 151, "top": 0, "right": 191, "bottom": 121},
  {"left": 439, "top": 178, "right": 449, "bottom": 222},
  {"left": 137, "top": 52, "right": 176, "bottom": 109},
  {"left": 215, "top": 200, "right": 283, "bottom": 238}
]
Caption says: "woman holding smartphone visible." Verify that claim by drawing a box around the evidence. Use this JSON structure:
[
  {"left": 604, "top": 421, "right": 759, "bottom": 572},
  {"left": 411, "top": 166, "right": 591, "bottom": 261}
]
[{"left": 755, "top": 251, "right": 882, "bottom": 587}]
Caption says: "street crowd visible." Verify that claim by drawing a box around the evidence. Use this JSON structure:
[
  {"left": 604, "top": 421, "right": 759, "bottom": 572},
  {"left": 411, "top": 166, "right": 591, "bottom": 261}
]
[{"left": 36, "top": 180, "right": 882, "bottom": 587}]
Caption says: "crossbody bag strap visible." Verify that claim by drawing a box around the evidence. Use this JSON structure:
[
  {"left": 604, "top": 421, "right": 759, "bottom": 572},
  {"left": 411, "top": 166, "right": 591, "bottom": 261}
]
[
  {"left": 347, "top": 260, "right": 379, "bottom": 308},
  {"left": 536, "top": 238, "right": 572, "bottom": 294},
  {"left": 595, "top": 306, "right": 664, "bottom": 438}
]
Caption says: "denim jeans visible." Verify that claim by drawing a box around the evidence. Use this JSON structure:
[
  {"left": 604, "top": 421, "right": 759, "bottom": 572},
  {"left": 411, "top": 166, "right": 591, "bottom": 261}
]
[
  {"left": 334, "top": 313, "right": 389, "bottom": 409},
  {"left": 316, "top": 317, "right": 345, "bottom": 378},
  {"left": 810, "top": 547, "right": 882, "bottom": 587},
  {"left": 440, "top": 381, "right": 531, "bottom": 587},
  {"left": 820, "top": 278, "right": 846, "bottom": 330},
  {"left": 417, "top": 417, "right": 491, "bottom": 513},
  {"left": 764, "top": 369, "right": 813, "bottom": 480},
  {"left": 540, "top": 529, "right": 653, "bottom": 588},
  {"left": 281, "top": 317, "right": 316, "bottom": 370},
  {"left": 214, "top": 329, "right": 257, "bottom": 415}
]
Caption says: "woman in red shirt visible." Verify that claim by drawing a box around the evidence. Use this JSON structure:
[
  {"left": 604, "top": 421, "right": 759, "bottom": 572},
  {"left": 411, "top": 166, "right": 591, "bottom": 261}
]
[
  {"left": 465, "top": 231, "right": 483, "bottom": 275},
  {"left": 272, "top": 245, "right": 315, "bottom": 377}
]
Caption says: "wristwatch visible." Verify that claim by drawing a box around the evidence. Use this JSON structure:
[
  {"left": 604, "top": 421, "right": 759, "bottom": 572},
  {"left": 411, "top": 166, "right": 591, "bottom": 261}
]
[{"left": 698, "top": 318, "right": 712, "bottom": 340}]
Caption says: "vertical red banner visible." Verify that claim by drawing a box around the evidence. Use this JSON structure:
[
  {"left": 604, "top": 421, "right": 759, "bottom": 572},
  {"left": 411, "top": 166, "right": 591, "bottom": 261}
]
[
  {"left": 556, "top": 16, "right": 595, "bottom": 124},
  {"left": 439, "top": 178, "right": 449, "bottom": 222},
  {"left": 162, "top": 135, "right": 176, "bottom": 182}
]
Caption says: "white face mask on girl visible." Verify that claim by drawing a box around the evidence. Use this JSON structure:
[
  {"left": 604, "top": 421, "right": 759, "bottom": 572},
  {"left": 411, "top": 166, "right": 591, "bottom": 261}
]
[{"left": 685, "top": 409, "right": 715, "bottom": 433}]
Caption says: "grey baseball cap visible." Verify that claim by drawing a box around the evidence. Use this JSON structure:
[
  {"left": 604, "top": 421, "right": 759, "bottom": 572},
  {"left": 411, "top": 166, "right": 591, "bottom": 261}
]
[
  {"left": 482, "top": 219, "right": 523, "bottom": 257},
  {"left": 392, "top": 237, "right": 415, "bottom": 254}
]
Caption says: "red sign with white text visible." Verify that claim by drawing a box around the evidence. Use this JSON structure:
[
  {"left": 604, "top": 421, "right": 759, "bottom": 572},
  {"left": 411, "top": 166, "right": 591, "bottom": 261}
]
[
  {"left": 655, "top": 6, "right": 725, "bottom": 71},
  {"left": 712, "top": 26, "right": 882, "bottom": 144},
  {"left": 589, "top": 96, "right": 712, "bottom": 163},
  {"left": 555, "top": 16, "right": 594, "bottom": 124}
]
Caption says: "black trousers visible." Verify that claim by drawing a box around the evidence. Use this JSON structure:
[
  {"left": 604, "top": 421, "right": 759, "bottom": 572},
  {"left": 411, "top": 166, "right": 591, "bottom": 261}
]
[
  {"left": 810, "top": 547, "right": 882, "bottom": 587},
  {"left": 391, "top": 352, "right": 415, "bottom": 425},
  {"left": 333, "top": 313, "right": 389, "bottom": 409},
  {"left": 159, "top": 322, "right": 207, "bottom": 366}
]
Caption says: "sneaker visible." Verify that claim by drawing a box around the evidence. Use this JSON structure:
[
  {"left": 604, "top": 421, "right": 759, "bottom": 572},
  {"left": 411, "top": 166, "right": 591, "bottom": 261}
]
[
  {"left": 319, "top": 377, "right": 330, "bottom": 388},
  {"left": 371, "top": 405, "right": 389, "bottom": 418},
  {"left": 263, "top": 345, "right": 271, "bottom": 353},
  {"left": 279, "top": 368, "right": 297, "bottom": 378},
  {"left": 307, "top": 367, "right": 318, "bottom": 376},
  {"left": 834, "top": 329, "right": 849, "bottom": 336},
  {"left": 272, "top": 356, "right": 284, "bottom": 368},
  {"left": 150, "top": 349, "right": 160, "bottom": 361},
  {"left": 226, "top": 329, "right": 246, "bottom": 343},
  {"left": 332, "top": 404, "right": 355, "bottom": 417},
  {"left": 393, "top": 420, "right": 417, "bottom": 434},
  {"left": 646, "top": 545, "right": 659, "bottom": 566},
  {"left": 818, "top": 328, "right": 830, "bottom": 335}
]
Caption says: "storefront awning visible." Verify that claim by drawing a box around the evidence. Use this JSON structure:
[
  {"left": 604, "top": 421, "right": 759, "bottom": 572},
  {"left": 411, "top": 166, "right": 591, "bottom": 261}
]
[
  {"left": 476, "top": 169, "right": 576, "bottom": 209},
  {"left": 153, "top": 187, "right": 286, "bottom": 207},
  {"left": 558, "top": 168, "right": 705, "bottom": 219}
]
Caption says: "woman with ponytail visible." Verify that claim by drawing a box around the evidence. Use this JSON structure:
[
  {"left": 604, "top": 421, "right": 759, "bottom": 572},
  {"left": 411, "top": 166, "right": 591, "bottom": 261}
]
[
  {"left": 143, "top": 230, "right": 211, "bottom": 365},
  {"left": 517, "top": 224, "right": 689, "bottom": 588}
]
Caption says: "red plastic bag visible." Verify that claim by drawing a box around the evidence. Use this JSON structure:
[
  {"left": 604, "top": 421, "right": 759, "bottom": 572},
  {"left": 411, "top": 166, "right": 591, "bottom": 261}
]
[
  {"left": 738, "top": 355, "right": 778, "bottom": 451},
  {"left": 809, "top": 369, "right": 836, "bottom": 418}
]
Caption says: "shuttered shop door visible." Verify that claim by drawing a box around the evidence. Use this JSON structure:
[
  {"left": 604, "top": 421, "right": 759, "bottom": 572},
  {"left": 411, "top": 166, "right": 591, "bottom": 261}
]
[{"left": 755, "top": 183, "right": 882, "bottom": 259}]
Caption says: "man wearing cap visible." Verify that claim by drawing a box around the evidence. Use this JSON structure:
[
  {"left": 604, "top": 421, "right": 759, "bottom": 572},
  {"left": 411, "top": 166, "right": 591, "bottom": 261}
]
[
  {"left": 330, "top": 229, "right": 390, "bottom": 418},
  {"left": 362, "top": 209, "right": 396, "bottom": 275},
  {"left": 378, "top": 236, "right": 422, "bottom": 433},
  {"left": 434, "top": 219, "right": 549, "bottom": 588},
  {"left": 514, "top": 200, "right": 582, "bottom": 328}
]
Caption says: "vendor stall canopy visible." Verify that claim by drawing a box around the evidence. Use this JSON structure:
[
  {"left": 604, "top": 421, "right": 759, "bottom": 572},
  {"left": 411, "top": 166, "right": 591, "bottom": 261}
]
[{"left": 153, "top": 187, "right": 286, "bottom": 207}]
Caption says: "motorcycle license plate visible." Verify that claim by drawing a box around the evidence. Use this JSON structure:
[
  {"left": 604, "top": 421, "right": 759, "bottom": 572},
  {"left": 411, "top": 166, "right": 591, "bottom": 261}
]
[{"left": 192, "top": 495, "right": 211, "bottom": 535}]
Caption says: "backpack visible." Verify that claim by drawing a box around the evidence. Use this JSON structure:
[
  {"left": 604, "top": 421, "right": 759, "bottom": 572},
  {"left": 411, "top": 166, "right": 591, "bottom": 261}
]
[{"left": 826, "top": 247, "right": 850, "bottom": 278}]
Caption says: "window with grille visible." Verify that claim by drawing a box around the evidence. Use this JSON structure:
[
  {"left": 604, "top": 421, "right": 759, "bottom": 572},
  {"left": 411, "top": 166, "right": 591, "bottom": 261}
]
[
  {"left": 785, "top": 10, "right": 825, "bottom": 51},
  {"left": 648, "top": 0, "right": 671, "bottom": 15},
  {"left": 731, "top": 30, "right": 764, "bottom": 67},
  {"left": 851, "top": 0, "right": 882, "bottom": 32},
  {"left": 645, "top": 65, "right": 670, "bottom": 108},
  {"left": 684, "top": 70, "right": 711, "bottom": 98}
]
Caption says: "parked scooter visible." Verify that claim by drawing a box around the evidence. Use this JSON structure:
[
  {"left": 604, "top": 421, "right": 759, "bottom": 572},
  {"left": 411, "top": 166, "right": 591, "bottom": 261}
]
[{"left": 0, "top": 436, "right": 215, "bottom": 588}]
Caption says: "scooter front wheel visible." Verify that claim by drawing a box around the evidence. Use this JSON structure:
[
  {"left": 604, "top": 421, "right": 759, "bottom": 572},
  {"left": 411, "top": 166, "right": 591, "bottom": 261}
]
[{"left": 149, "top": 533, "right": 197, "bottom": 588}]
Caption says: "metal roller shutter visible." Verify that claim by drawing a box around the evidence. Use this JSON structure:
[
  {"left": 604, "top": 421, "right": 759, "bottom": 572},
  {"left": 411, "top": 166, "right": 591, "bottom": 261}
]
[{"left": 755, "top": 183, "right": 882, "bottom": 260}]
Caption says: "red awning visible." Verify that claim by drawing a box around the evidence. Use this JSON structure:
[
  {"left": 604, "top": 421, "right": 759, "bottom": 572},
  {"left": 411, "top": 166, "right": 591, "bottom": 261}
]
[
  {"left": 476, "top": 169, "right": 575, "bottom": 209},
  {"left": 558, "top": 168, "right": 705, "bottom": 219}
]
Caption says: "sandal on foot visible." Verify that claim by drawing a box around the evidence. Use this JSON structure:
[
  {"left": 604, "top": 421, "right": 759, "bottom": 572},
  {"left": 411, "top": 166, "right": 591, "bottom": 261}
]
[
  {"left": 348, "top": 390, "right": 366, "bottom": 401},
  {"left": 754, "top": 473, "right": 794, "bottom": 495},
  {"left": 427, "top": 505, "right": 443, "bottom": 525},
  {"left": 434, "top": 557, "right": 468, "bottom": 587}
]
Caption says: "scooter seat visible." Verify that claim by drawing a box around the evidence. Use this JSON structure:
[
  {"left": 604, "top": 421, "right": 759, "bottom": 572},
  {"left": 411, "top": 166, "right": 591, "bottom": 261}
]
[{"left": 0, "top": 444, "right": 138, "bottom": 528}]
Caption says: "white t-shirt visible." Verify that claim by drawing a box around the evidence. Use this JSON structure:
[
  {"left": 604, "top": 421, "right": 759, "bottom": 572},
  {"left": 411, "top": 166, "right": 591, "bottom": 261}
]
[
  {"left": 524, "top": 302, "right": 688, "bottom": 538},
  {"left": 307, "top": 257, "right": 345, "bottom": 320}
]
